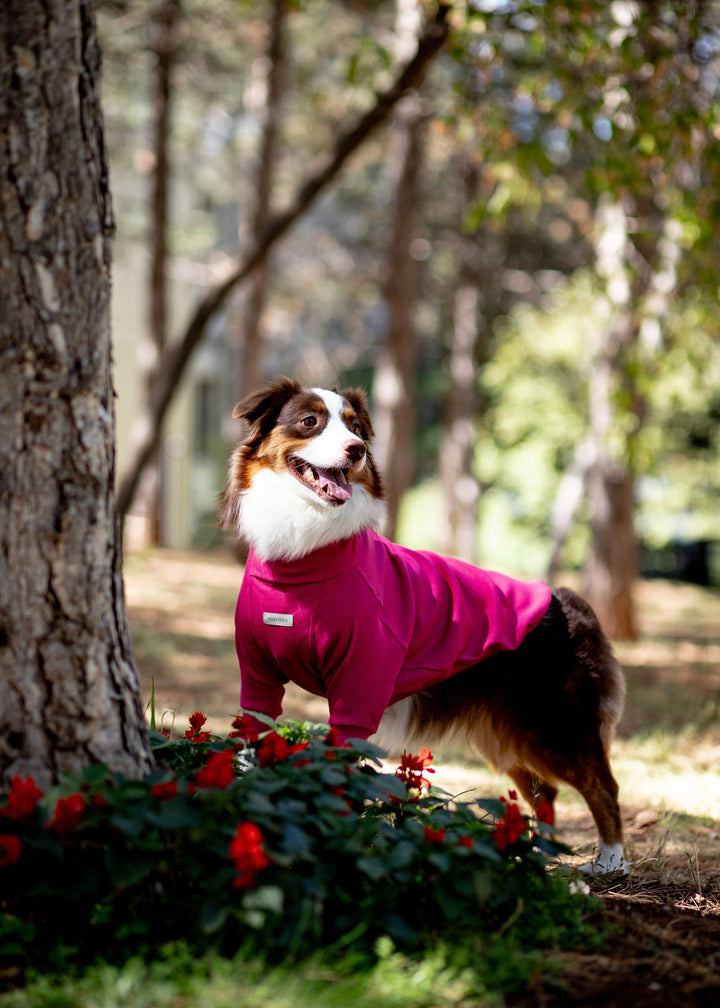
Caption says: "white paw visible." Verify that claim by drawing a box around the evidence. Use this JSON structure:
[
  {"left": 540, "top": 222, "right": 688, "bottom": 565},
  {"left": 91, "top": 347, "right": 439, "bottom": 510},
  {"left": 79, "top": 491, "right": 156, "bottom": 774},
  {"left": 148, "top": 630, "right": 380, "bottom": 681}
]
[{"left": 578, "top": 841, "right": 629, "bottom": 876}]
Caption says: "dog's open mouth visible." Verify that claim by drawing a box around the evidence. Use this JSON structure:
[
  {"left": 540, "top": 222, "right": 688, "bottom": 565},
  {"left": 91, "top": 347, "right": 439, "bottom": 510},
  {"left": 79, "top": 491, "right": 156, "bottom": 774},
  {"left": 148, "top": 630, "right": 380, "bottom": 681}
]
[{"left": 287, "top": 455, "right": 354, "bottom": 506}]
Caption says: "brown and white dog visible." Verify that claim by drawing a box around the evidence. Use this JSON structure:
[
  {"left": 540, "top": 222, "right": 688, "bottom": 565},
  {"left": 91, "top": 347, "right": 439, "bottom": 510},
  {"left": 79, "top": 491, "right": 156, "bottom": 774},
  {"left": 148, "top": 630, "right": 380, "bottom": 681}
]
[{"left": 220, "top": 376, "right": 627, "bottom": 873}]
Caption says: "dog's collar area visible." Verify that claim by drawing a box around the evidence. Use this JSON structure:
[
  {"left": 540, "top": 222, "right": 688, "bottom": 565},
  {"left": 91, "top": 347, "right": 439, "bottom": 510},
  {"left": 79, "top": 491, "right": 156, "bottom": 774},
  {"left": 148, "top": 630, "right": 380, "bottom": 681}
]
[
  {"left": 248, "top": 532, "right": 360, "bottom": 583},
  {"left": 287, "top": 454, "right": 354, "bottom": 505}
]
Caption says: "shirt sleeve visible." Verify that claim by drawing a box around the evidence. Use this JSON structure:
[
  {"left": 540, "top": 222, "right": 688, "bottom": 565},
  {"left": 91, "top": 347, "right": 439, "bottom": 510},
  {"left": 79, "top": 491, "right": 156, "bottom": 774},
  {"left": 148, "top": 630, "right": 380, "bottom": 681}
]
[{"left": 238, "top": 653, "right": 287, "bottom": 725}]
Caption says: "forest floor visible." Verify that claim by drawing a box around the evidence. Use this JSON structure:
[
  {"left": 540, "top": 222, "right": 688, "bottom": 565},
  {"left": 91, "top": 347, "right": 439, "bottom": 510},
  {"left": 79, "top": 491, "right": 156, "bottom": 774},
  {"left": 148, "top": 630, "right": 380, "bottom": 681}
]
[{"left": 125, "top": 548, "right": 720, "bottom": 1007}]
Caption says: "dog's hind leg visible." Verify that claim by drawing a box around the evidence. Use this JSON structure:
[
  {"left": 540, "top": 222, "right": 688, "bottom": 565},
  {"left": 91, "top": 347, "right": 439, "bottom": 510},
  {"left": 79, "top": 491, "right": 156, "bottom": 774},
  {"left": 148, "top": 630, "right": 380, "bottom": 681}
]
[
  {"left": 508, "top": 764, "right": 558, "bottom": 824},
  {"left": 563, "top": 748, "right": 626, "bottom": 874}
]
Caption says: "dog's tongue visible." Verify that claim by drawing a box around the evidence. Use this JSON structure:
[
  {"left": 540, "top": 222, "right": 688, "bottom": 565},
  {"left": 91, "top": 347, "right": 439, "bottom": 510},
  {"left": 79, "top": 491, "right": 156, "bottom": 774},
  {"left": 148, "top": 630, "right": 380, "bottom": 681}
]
[{"left": 316, "top": 467, "right": 353, "bottom": 502}]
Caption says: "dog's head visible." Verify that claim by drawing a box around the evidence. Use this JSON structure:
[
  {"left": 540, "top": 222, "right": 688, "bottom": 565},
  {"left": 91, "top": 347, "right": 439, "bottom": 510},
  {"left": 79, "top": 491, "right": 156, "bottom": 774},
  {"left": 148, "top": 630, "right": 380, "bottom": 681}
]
[{"left": 220, "top": 376, "right": 385, "bottom": 559}]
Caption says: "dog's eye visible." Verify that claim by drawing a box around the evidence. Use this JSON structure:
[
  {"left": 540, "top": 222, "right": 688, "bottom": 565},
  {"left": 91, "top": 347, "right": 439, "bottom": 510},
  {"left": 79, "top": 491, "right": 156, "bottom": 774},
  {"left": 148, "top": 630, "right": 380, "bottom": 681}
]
[
  {"left": 350, "top": 421, "right": 362, "bottom": 435},
  {"left": 301, "top": 416, "right": 317, "bottom": 428}
]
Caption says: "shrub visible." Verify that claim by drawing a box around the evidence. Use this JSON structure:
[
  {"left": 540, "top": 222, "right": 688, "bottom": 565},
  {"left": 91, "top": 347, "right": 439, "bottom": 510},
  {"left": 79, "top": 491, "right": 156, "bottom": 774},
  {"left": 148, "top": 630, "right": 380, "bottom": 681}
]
[{"left": 0, "top": 714, "right": 597, "bottom": 974}]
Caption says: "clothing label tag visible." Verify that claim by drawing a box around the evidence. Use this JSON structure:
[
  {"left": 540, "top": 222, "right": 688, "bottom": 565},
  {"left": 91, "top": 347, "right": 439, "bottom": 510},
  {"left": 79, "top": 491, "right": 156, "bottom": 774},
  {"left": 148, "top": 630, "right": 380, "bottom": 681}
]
[{"left": 263, "top": 612, "right": 294, "bottom": 628}]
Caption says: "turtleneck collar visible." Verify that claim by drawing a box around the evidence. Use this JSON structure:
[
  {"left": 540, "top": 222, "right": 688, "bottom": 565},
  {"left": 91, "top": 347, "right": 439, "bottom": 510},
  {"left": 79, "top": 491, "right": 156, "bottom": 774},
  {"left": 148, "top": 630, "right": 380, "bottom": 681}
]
[{"left": 246, "top": 532, "right": 362, "bottom": 585}]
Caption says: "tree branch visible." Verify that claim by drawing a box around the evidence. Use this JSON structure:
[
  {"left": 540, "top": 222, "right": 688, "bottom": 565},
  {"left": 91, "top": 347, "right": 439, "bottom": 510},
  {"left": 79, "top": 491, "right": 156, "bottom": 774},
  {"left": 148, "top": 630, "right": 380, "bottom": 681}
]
[{"left": 116, "top": 3, "right": 452, "bottom": 519}]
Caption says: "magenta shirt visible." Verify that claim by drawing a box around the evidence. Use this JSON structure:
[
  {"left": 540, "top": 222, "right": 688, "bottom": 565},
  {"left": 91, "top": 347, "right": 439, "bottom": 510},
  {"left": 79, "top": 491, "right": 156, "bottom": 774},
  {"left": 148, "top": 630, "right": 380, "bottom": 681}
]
[{"left": 235, "top": 530, "right": 552, "bottom": 743}]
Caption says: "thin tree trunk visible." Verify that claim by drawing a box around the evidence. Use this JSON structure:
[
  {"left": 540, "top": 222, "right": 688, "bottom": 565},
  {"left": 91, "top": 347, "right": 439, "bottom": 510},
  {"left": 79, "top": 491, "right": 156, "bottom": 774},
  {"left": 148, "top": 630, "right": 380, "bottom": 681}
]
[
  {"left": 545, "top": 436, "right": 594, "bottom": 581},
  {"left": 439, "top": 159, "right": 484, "bottom": 561},
  {"left": 138, "top": 0, "right": 181, "bottom": 546},
  {"left": 585, "top": 198, "right": 682, "bottom": 638},
  {"left": 115, "top": 2, "right": 451, "bottom": 522},
  {"left": 586, "top": 454, "right": 638, "bottom": 640},
  {"left": 373, "top": 89, "right": 428, "bottom": 538},
  {"left": 439, "top": 286, "right": 480, "bottom": 560},
  {"left": 234, "top": 0, "right": 286, "bottom": 399},
  {"left": 585, "top": 197, "right": 639, "bottom": 639},
  {"left": 586, "top": 327, "right": 638, "bottom": 638},
  {"left": 372, "top": 0, "right": 429, "bottom": 539},
  {"left": 0, "top": 0, "right": 154, "bottom": 787}
]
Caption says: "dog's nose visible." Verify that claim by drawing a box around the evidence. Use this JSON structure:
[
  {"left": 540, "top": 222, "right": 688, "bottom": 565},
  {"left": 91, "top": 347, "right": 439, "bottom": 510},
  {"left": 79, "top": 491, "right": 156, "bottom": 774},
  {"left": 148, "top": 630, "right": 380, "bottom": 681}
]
[{"left": 343, "top": 439, "right": 366, "bottom": 463}]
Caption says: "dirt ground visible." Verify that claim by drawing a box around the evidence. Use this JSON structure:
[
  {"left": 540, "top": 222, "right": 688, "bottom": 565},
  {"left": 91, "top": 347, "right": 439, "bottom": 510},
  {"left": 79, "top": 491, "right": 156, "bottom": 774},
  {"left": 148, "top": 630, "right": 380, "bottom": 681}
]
[{"left": 124, "top": 549, "right": 720, "bottom": 1006}]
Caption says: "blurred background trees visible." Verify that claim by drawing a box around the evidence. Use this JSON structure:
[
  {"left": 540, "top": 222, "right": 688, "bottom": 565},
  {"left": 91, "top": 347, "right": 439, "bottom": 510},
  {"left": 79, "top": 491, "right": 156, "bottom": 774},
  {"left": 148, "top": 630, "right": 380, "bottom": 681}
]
[{"left": 102, "top": 0, "right": 720, "bottom": 638}]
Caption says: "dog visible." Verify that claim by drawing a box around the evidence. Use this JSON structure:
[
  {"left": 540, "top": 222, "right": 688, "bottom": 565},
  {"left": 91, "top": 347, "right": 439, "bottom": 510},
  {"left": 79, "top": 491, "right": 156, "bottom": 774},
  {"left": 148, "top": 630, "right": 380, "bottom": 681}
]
[{"left": 220, "top": 376, "right": 627, "bottom": 873}]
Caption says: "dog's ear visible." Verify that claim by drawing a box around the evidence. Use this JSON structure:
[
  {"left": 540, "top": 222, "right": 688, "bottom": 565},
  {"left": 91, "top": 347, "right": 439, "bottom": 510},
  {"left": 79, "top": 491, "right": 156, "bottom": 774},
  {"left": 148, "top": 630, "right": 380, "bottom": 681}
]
[
  {"left": 341, "top": 387, "right": 375, "bottom": 440},
  {"left": 232, "top": 376, "right": 301, "bottom": 425},
  {"left": 220, "top": 377, "right": 301, "bottom": 532}
]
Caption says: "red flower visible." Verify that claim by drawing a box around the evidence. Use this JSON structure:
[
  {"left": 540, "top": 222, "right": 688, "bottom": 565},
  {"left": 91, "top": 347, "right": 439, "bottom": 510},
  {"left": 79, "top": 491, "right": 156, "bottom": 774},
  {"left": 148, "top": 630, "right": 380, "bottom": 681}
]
[
  {"left": 458, "top": 835, "right": 474, "bottom": 849},
  {"left": 193, "top": 749, "right": 236, "bottom": 790},
  {"left": 535, "top": 801, "right": 554, "bottom": 826},
  {"left": 492, "top": 799, "right": 528, "bottom": 852},
  {"left": 1, "top": 776, "right": 44, "bottom": 822},
  {"left": 0, "top": 833, "right": 21, "bottom": 867},
  {"left": 229, "top": 715, "right": 260, "bottom": 744},
  {"left": 288, "top": 741, "right": 311, "bottom": 767},
  {"left": 151, "top": 779, "right": 179, "bottom": 800},
  {"left": 325, "top": 727, "right": 349, "bottom": 748},
  {"left": 48, "top": 793, "right": 86, "bottom": 835},
  {"left": 423, "top": 826, "right": 446, "bottom": 844},
  {"left": 394, "top": 748, "right": 435, "bottom": 802},
  {"left": 184, "top": 711, "right": 211, "bottom": 742},
  {"left": 229, "top": 821, "right": 271, "bottom": 888},
  {"left": 257, "top": 732, "right": 290, "bottom": 767}
]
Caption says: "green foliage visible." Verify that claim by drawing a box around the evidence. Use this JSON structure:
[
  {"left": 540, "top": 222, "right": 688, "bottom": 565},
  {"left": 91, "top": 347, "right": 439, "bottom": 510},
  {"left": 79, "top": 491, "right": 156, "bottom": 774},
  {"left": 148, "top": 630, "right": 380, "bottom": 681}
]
[
  {"left": 0, "top": 716, "right": 601, "bottom": 983},
  {"left": 0, "top": 918, "right": 605, "bottom": 1008}
]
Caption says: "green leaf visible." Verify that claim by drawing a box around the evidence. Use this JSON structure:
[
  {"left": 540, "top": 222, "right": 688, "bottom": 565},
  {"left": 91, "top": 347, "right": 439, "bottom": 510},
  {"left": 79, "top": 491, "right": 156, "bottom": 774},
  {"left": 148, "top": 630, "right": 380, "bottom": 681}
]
[
  {"left": 318, "top": 765, "right": 346, "bottom": 787},
  {"left": 103, "top": 848, "right": 156, "bottom": 889},
  {"left": 357, "top": 855, "right": 387, "bottom": 882},
  {"left": 243, "top": 885, "right": 284, "bottom": 915},
  {"left": 385, "top": 840, "right": 417, "bottom": 870},
  {"left": 144, "top": 798, "right": 200, "bottom": 830},
  {"left": 199, "top": 900, "right": 231, "bottom": 935},
  {"left": 108, "top": 813, "right": 146, "bottom": 841}
]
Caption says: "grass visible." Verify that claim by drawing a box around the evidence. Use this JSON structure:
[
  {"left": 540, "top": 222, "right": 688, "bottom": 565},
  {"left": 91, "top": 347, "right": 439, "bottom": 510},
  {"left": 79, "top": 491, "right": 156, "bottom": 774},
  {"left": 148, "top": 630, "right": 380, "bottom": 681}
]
[{"left": 1, "top": 941, "right": 515, "bottom": 1008}]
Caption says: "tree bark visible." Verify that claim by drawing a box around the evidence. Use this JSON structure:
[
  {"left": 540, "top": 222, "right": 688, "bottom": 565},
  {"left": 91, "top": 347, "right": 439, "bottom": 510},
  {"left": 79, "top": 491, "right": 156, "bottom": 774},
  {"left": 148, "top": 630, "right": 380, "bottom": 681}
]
[
  {"left": 439, "top": 158, "right": 484, "bottom": 562},
  {"left": 0, "top": 0, "right": 154, "bottom": 788},
  {"left": 585, "top": 204, "right": 683, "bottom": 638},
  {"left": 585, "top": 197, "right": 639, "bottom": 639},
  {"left": 586, "top": 456, "right": 638, "bottom": 640},
  {"left": 136, "top": 0, "right": 181, "bottom": 546},
  {"left": 372, "top": 0, "right": 430, "bottom": 539},
  {"left": 115, "top": 2, "right": 451, "bottom": 522},
  {"left": 233, "top": 0, "right": 286, "bottom": 399},
  {"left": 372, "top": 89, "right": 428, "bottom": 539}
]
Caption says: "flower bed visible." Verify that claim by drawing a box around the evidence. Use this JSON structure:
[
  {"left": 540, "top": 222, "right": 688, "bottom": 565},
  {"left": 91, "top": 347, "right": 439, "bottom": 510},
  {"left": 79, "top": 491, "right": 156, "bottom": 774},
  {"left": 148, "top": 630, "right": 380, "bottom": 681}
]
[{"left": 0, "top": 714, "right": 593, "bottom": 972}]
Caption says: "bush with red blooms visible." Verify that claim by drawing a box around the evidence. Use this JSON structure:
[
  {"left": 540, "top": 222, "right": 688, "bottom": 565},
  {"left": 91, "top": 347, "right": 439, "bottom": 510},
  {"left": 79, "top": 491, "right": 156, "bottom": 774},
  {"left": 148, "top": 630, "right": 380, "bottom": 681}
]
[
  {"left": 229, "top": 821, "right": 271, "bottom": 888},
  {"left": 0, "top": 712, "right": 574, "bottom": 969},
  {"left": 492, "top": 793, "right": 528, "bottom": 851}
]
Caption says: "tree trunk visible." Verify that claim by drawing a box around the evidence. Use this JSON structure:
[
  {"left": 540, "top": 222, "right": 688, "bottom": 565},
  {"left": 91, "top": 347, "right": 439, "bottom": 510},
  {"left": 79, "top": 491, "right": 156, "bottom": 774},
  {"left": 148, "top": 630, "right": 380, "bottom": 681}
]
[
  {"left": 0, "top": 0, "right": 154, "bottom": 788},
  {"left": 583, "top": 197, "right": 638, "bottom": 638},
  {"left": 372, "top": 0, "right": 430, "bottom": 539},
  {"left": 373, "top": 88, "right": 427, "bottom": 538},
  {"left": 586, "top": 457, "right": 638, "bottom": 640},
  {"left": 233, "top": 0, "right": 286, "bottom": 399},
  {"left": 439, "top": 158, "right": 484, "bottom": 562},
  {"left": 137, "top": 0, "right": 181, "bottom": 546},
  {"left": 439, "top": 285, "right": 481, "bottom": 561}
]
